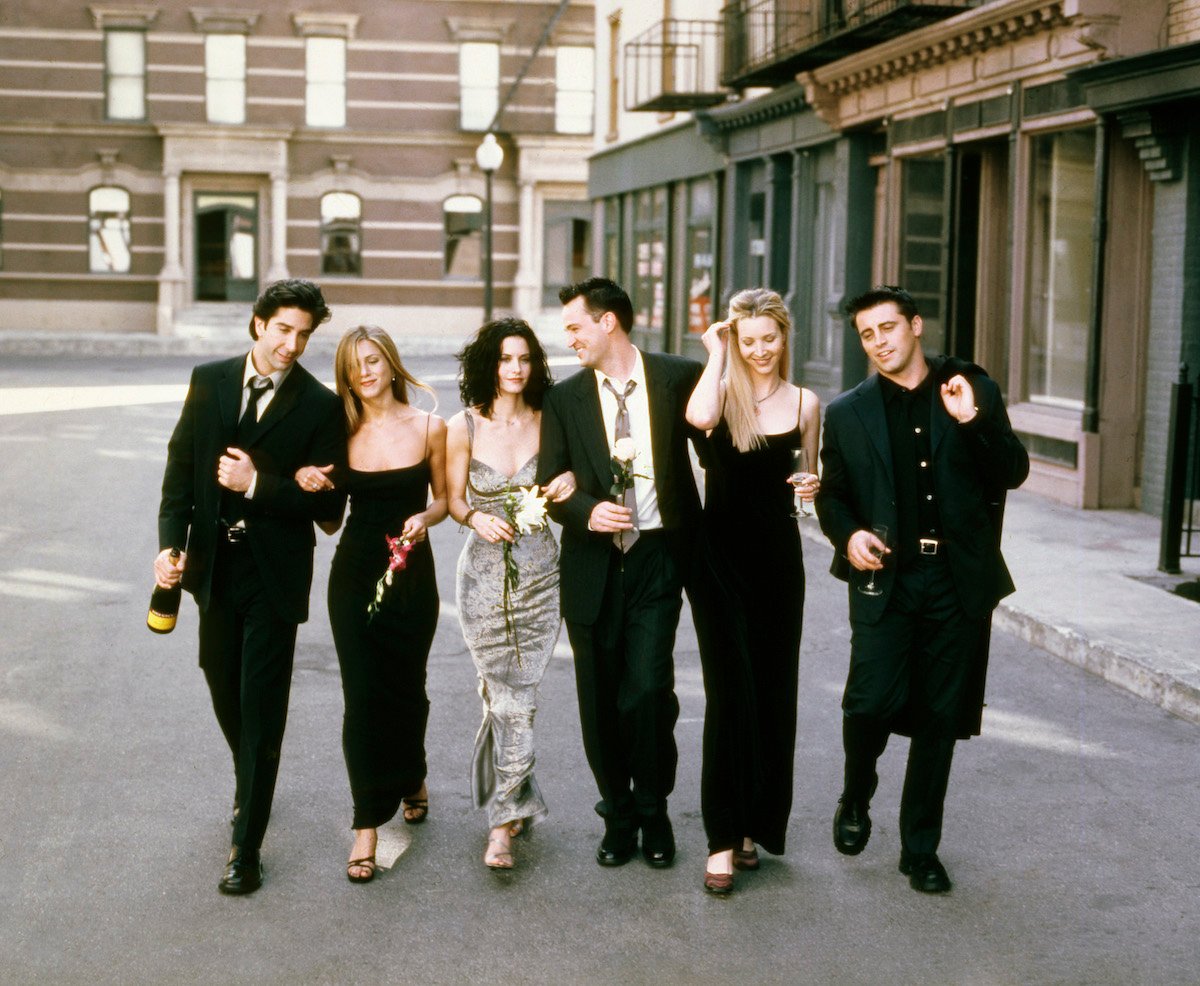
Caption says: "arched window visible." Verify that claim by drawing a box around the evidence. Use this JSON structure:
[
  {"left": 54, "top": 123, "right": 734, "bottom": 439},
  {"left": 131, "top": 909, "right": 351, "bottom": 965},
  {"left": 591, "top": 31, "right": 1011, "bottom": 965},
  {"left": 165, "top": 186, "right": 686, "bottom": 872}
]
[
  {"left": 321, "top": 191, "right": 362, "bottom": 275},
  {"left": 89, "top": 186, "right": 131, "bottom": 273},
  {"left": 443, "top": 194, "right": 482, "bottom": 278}
]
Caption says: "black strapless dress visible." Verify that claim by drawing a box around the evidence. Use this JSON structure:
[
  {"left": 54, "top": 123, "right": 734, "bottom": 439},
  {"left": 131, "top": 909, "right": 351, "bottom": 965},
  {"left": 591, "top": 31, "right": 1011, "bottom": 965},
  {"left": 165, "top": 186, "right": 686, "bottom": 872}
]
[
  {"left": 328, "top": 462, "right": 439, "bottom": 830},
  {"left": 696, "top": 420, "right": 805, "bottom": 855}
]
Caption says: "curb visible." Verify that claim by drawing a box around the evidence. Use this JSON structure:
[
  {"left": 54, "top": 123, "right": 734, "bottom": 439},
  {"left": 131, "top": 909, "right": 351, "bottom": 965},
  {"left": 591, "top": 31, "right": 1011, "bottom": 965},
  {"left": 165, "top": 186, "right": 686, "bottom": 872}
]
[{"left": 993, "top": 603, "right": 1200, "bottom": 726}]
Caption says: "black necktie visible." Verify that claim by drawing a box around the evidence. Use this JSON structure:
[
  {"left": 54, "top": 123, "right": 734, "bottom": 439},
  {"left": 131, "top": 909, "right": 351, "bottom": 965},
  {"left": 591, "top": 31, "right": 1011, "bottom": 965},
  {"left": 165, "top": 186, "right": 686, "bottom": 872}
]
[
  {"left": 238, "top": 376, "right": 273, "bottom": 440},
  {"left": 603, "top": 378, "right": 639, "bottom": 553}
]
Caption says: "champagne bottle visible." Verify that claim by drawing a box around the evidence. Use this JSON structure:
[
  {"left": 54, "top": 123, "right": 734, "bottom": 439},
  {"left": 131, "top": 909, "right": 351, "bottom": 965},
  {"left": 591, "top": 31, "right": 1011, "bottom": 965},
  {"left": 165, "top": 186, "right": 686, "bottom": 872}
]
[{"left": 147, "top": 548, "right": 182, "bottom": 634}]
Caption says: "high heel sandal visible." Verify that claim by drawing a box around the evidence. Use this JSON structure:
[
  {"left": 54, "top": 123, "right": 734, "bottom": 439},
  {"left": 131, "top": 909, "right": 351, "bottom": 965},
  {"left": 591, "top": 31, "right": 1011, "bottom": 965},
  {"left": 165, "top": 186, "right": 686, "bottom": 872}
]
[
  {"left": 346, "top": 856, "right": 376, "bottom": 884},
  {"left": 401, "top": 788, "right": 429, "bottom": 825},
  {"left": 484, "top": 832, "right": 514, "bottom": 870}
]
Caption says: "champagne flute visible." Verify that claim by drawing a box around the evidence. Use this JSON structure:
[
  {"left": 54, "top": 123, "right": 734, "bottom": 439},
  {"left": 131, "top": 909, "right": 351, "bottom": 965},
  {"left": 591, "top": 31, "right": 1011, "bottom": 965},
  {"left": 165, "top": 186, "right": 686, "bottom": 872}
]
[
  {"left": 789, "top": 448, "right": 812, "bottom": 518},
  {"left": 858, "top": 524, "right": 890, "bottom": 596}
]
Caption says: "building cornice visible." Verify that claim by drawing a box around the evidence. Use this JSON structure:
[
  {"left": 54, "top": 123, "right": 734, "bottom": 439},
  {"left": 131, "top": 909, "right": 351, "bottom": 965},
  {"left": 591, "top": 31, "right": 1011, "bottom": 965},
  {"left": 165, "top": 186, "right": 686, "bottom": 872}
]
[
  {"left": 88, "top": 4, "right": 160, "bottom": 30},
  {"left": 291, "top": 12, "right": 359, "bottom": 40}
]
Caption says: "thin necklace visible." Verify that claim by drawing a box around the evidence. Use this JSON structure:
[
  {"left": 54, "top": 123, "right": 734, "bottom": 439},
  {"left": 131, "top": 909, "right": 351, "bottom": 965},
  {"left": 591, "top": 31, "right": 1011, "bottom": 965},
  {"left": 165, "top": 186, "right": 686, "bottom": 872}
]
[{"left": 753, "top": 380, "right": 783, "bottom": 414}]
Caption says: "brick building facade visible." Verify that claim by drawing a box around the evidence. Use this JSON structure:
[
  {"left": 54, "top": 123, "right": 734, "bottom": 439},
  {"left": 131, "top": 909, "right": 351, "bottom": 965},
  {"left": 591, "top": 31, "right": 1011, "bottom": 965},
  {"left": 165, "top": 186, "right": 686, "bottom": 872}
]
[{"left": 0, "top": 0, "right": 595, "bottom": 339}]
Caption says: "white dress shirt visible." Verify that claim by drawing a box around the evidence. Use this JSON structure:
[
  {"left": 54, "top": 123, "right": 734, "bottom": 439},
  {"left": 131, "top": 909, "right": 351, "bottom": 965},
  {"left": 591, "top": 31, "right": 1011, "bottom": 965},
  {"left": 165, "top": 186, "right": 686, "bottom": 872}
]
[
  {"left": 239, "top": 354, "right": 293, "bottom": 501},
  {"left": 594, "top": 348, "right": 662, "bottom": 532}
]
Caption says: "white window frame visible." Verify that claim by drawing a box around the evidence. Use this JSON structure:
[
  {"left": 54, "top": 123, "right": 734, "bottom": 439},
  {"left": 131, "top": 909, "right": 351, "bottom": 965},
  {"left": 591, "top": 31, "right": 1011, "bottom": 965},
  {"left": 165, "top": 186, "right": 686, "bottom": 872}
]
[
  {"left": 105, "top": 29, "right": 146, "bottom": 121},
  {"left": 555, "top": 45, "right": 594, "bottom": 135},
  {"left": 306, "top": 36, "right": 346, "bottom": 128},
  {"left": 459, "top": 42, "right": 499, "bottom": 132},
  {"left": 205, "top": 33, "right": 246, "bottom": 125}
]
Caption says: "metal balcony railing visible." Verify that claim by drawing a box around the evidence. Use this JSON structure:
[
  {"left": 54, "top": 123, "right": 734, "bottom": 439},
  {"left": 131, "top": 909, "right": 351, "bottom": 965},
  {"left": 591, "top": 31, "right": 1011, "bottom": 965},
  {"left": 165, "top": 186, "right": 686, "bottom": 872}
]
[
  {"left": 624, "top": 19, "right": 728, "bottom": 113},
  {"left": 721, "top": 0, "right": 987, "bottom": 89}
]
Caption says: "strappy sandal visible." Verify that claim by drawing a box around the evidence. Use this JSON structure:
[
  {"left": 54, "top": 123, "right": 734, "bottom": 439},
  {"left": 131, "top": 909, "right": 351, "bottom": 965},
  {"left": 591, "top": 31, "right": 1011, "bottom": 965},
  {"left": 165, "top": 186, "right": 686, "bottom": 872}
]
[
  {"left": 346, "top": 856, "right": 376, "bottom": 884},
  {"left": 508, "top": 818, "right": 528, "bottom": 838},
  {"left": 401, "top": 790, "right": 429, "bottom": 825},
  {"left": 484, "top": 833, "right": 514, "bottom": 870}
]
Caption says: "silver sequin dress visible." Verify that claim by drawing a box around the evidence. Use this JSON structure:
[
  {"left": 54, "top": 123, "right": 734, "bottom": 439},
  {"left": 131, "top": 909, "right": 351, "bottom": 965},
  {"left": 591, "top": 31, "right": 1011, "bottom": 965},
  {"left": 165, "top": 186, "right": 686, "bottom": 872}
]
[{"left": 456, "top": 424, "right": 561, "bottom": 829}]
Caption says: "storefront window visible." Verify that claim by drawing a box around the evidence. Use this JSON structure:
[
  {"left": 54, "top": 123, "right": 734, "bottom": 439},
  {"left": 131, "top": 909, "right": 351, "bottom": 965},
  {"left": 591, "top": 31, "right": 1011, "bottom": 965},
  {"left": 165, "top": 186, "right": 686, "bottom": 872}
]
[
  {"left": 898, "top": 155, "right": 947, "bottom": 354},
  {"left": 604, "top": 197, "right": 622, "bottom": 282},
  {"left": 686, "top": 178, "right": 716, "bottom": 335},
  {"left": 632, "top": 187, "right": 667, "bottom": 334},
  {"left": 1026, "top": 128, "right": 1095, "bottom": 409}
]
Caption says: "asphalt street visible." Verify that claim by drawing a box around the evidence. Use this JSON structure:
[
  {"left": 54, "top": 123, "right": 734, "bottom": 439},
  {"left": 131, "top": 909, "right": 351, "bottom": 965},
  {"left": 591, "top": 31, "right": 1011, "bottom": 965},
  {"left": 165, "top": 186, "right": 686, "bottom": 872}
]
[{"left": 1, "top": 351, "right": 1198, "bottom": 985}]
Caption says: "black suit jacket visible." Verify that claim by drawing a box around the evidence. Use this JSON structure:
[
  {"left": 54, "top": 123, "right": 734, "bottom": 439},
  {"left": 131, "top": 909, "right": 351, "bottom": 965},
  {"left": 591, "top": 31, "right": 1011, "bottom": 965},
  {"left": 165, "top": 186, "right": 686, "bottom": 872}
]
[
  {"left": 158, "top": 354, "right": 347, "bottom": 625},
  {"left": 816, "top": 356, "right": 1029, "bottom": 735},
  {"left": 537, "top": 352, "right": 704, "bottom": 625}
]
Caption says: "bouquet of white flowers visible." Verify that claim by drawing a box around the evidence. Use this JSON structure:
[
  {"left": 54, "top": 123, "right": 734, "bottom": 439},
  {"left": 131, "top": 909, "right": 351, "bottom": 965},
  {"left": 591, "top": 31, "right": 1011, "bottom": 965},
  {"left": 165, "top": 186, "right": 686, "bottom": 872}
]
[{"left": 498, "top": 484, "right": 549, "bottom": 663}]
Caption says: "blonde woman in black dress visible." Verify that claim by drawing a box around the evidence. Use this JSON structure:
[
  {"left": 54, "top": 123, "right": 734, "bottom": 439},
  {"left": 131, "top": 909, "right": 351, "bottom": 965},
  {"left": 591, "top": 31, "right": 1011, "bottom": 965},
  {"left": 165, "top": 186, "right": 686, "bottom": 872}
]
[
  {"left": 297, "top": 326, "right": 447, "bottom": 884},
  {"left": 686, "top": 288, "right": 820, "bottom": 895}
]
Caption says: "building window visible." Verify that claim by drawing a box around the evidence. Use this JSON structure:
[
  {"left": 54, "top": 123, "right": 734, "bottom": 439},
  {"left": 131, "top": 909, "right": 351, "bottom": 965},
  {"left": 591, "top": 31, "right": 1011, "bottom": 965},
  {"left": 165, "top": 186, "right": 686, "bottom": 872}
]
[
  {"left": 632, "top": 186, "right": 667, "bottom": 335},
  {"left": 444, "top": 194, "right": 483, "bottom": 278},
  {"left": 89, "top": 186, "right": 131, "bottom": 273},
  {"left": 321, "top": 192, "right": 361, "bottom": 275},
  {"left": 686, "top": 177, "right": 716, "bottom": 335},
  {"left": 899, "top": 155, "right": 948, "bottom": 354},
  {"left": 306, "top": 36, "right": 346, "bottom": 128},
  {"left": 105, "top": 30, "right": 145, "bottom": 120},
  {"left": 1026, "top": 128, "right": 1096, "bottom": 409},
  {"left": 604, "top": 196, "right": 623, "bottom": 282},
  {"left": 556, "top": 45, "right": 594, "bottom": 134},
  {"left": 205, "top": 33, "right": 246, "bottom": 124},
  {"left": 542, "top": 201, "right": 591, "bottom": 306},
  {"left": 460, "top": 42, "right": 499, "bottom": 132}
]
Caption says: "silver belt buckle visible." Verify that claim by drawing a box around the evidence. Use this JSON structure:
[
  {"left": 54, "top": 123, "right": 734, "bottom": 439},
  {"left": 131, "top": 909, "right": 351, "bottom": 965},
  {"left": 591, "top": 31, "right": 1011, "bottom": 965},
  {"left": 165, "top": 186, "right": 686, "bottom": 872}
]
[
  {"left": 919, "top": 538, "right": 939, "bottom": 555},
  {"left": 224, "top": 525, "right": 248, "bottom": 544}
]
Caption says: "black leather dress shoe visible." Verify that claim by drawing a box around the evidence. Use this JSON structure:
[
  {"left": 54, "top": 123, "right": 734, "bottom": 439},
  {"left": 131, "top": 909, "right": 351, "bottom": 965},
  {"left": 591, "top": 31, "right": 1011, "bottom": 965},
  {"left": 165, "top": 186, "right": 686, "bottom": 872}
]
[
  {"left": 640, "top": 815, "right": 675, "bottom": 869},
  {"left": 833, "top": 798, "right": 871, "bottom": 856},
  {"left": 218, "top": 847, "right": 263, "bottom": 895},
  {"left": 899, "top": 852, "right": 951, "bottom": 894},
  {"left": 596, "top": 831, "right": 637, "bottom": 867}
]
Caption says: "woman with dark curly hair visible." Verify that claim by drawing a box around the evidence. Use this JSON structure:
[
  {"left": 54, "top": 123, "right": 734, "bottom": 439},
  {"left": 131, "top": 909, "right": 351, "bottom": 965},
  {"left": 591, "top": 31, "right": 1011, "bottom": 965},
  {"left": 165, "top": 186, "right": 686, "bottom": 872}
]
[{"left": 446, "top": 317, "right": 575, "bottom": 870}]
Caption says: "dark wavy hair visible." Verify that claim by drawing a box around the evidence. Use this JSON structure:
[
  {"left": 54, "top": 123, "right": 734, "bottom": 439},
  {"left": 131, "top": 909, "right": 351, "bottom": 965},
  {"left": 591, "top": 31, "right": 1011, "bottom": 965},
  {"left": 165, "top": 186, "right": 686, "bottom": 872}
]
[
  {"left": 247, "top": 278, "right": 332, "bottom": 339},
  {"left": 456, "top": 317, "right": 553, "bottom": 417},
  {"left": 845, "top": 284, "right": 919, "bottom": 324},
  {"left": 559, "top": 276, "right": 633, "bottom": 334}
]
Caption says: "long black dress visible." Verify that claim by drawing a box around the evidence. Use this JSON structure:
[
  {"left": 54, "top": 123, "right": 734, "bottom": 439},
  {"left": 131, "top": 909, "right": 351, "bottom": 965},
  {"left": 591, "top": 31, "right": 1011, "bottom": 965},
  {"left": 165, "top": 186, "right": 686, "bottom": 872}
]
[
  {"left": 328, "top": 462, "right": 439, "bottom": 830},
  {"left": 696, "top": 418, "right": 805, "bottom": 855}
]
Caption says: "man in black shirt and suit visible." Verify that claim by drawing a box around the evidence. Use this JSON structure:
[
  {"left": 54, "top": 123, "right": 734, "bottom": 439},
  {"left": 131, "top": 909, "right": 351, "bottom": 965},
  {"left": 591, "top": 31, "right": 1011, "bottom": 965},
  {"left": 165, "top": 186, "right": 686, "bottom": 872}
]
[
  {"left": 153, "top": 279, "right": 346, "bottom": 895},
  {"left": 537, "top": 277, "right": 704, "bottom": 869},
  {"left": 816, "top": 285, "right": 1028, "bottom": 893}
]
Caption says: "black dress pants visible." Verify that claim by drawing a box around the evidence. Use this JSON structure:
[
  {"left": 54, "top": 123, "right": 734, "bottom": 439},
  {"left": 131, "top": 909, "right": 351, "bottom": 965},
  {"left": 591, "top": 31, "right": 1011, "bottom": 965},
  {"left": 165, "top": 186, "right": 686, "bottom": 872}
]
[
  {"left": 841, "top": 553, "right": 984, "bottom": 856},
  {"left": 566, "top": 533, "right": 683, "bottom": 832},
  {"left": 198, "top": 539, "right": 298, "bottom": 852}
]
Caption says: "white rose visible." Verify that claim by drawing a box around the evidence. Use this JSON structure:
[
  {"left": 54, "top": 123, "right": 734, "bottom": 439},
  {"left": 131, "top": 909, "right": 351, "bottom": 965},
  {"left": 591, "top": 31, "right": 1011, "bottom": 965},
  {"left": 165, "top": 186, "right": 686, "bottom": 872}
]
[{"left": 613, "top": 437, "right": 638, "bottom": 462}]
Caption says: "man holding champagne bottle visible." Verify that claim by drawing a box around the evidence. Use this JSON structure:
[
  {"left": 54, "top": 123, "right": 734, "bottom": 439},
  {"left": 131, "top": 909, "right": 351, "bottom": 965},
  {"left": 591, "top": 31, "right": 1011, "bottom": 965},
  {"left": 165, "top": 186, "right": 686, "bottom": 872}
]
[
  {"left": 815, "top": 285, "right": 1028, "bottom": 894},
  {"left": 153, "top": 279, "right": 345, "bottom": 895}
]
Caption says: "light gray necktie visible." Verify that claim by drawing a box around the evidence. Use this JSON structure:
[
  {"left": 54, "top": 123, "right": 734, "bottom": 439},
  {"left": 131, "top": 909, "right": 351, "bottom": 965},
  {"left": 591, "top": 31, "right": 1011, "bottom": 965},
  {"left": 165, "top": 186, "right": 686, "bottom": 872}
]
[{"left": 604, "top": 378, "right": 639, "bottom": 554}]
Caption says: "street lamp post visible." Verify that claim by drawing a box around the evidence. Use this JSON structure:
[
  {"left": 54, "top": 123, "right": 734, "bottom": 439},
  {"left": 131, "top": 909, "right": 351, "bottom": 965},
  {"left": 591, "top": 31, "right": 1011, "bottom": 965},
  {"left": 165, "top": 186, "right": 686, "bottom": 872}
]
[{"left": 475, "top": 132, "right": 505, "bottom": 323}]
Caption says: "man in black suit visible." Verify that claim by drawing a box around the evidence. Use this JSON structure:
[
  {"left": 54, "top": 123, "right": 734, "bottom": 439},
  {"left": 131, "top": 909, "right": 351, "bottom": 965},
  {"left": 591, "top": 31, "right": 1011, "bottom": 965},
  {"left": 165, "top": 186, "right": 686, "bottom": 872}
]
[
  {"left": 537, "top": 277, "right": 703, "bottom": 869},
  {"left": 816, "top": 285, "right": 1028, "bottom": 893},
  {"left": 153, "top": 279, "right": 346, "bottom": 895}
]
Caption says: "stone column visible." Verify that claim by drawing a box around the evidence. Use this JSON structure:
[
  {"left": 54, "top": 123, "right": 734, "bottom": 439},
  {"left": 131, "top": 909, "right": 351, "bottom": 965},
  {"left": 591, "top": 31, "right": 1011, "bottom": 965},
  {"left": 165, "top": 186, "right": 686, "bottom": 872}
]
[
  {"left": 157, "top": 168, "right": 185, "bottom": 335},
  {"left": 513, "top": 178, "right": 540, "bottom": 318},
  {"left": 266, "top": 170, "right": 289, "bottom": 282}
]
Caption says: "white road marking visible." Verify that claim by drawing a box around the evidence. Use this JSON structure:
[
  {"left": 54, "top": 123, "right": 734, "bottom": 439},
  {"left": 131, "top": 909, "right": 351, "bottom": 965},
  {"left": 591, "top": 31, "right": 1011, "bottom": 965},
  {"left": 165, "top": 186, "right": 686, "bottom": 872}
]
[{"left": 7, "top": 568, "right": 128, "bottom": 592}]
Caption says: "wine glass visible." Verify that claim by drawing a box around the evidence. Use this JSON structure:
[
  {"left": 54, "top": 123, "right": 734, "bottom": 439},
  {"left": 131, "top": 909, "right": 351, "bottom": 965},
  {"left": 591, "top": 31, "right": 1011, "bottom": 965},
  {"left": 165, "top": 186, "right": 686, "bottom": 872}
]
[
  {"left": 858, "top": 524, "right": 890, "bottom": 596},
  {"left": 789, "top": 448, "right": 812, "bottom": 518}
]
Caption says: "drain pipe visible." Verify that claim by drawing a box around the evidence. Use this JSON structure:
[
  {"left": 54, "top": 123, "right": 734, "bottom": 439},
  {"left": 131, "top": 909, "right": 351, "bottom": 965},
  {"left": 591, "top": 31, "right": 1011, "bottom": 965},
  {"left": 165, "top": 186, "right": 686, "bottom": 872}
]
[{"left": 1083, "top": 116, "right": 1108, "bottom": 434}]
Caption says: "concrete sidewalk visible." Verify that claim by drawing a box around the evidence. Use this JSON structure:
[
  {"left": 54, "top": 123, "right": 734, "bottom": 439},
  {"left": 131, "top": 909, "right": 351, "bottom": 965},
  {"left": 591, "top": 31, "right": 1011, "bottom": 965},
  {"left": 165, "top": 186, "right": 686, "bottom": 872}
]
[{"left": 4, "top": 329, "right": 1197, "bottom": 726}]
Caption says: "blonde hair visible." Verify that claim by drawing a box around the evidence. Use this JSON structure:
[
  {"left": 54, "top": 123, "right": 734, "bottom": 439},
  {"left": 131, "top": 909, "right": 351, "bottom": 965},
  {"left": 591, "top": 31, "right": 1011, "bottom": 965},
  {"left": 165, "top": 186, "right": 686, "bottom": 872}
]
[
  {"left": 333, "top": 325, "right": 436, "bottom": 434},
  {"left": 724, "top": 288, "right": 792, "bottom": 453}
]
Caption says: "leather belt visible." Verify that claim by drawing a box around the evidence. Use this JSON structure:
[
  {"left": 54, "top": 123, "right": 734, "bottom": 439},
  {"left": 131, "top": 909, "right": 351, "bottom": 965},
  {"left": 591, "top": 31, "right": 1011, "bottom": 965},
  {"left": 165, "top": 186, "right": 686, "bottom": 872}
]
[{"left": 918, "top": 537, "right": 941, "bottom": 555}]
